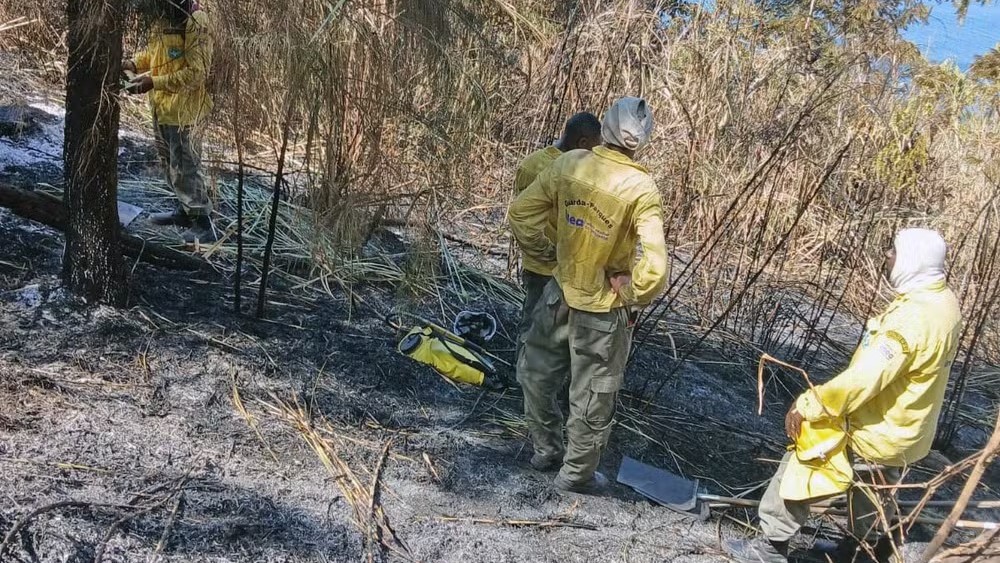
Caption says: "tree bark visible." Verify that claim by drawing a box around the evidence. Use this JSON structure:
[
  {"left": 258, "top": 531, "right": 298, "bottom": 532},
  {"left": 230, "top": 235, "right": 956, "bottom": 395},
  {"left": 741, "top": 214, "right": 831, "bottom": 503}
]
[{"left": 62, "top": 0, "right": 127, "bottom": 305}]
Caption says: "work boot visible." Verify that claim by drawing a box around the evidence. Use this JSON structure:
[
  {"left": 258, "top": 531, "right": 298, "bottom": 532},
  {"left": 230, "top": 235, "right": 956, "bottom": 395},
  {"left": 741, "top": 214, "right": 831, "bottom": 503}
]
[
  {"left": 181, "top": 215, "right": 218, "bottom": 244},
  {"left": 150, "top": 206, "right": 192, "bottom": 227},
  {"left": 722, "top": 537, "right": 788, "bottom": 563},
  {"left": 530, "top": 453, "right": 562, "bottom": 472},
  {"left": 553, "top": 471, "right": 610, "bottom": 495}
]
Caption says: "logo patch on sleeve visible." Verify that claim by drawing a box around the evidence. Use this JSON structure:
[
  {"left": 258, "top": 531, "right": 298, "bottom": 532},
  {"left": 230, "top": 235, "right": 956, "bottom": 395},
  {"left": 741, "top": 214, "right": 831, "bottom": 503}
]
[
  {"left": 877, "top": 342, "right": 896, "bottom": 361},
  {"left": 884, "top": 330, "right": 911, "bottom": 355}
]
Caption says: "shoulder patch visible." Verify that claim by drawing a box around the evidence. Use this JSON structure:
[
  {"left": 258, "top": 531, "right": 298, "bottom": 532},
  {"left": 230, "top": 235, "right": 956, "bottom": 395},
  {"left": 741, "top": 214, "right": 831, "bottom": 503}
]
[{"left": 884, "top": 330, "right": 911, "bottom": 355}]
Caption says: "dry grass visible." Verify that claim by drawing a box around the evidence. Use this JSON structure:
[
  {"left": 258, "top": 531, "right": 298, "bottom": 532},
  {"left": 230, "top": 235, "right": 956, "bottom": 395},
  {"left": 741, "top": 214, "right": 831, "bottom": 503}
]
[
  {"left": 1, "top": 0, "right": 999, "bottom": 436},
  {"left": 261, "top": 396, "right": 413, "bottom": 562}
]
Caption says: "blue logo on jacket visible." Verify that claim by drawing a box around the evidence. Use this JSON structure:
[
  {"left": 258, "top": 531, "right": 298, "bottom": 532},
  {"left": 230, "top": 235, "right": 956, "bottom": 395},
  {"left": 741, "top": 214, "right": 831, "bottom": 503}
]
[{"left": 566, "top": 213, "right": 585, "bottom": 228}]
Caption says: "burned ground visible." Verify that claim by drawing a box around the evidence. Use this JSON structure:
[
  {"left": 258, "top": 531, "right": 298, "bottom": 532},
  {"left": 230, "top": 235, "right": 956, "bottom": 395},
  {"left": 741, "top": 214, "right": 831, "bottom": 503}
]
[
  {"left": 0, "top": 207, "right": 736, "bottom": 563},
  {"left": 0, "top": 106, "right": 998, "bottom": 562}
]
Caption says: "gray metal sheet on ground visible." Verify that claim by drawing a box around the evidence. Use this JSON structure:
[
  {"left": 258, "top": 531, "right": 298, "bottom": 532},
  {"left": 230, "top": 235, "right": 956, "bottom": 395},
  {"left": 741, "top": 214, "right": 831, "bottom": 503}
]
[
  {"left": 616, "top": 456, "right": 699, "bottom": 511},
  {"left": 117, "top": 201, "right": 143, "bottom": 227}
]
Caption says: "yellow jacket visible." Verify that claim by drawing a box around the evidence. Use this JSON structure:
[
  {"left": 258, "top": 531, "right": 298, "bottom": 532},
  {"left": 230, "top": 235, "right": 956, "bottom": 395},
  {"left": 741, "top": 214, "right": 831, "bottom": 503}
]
[
  {"left": 796, "top": 280, "right": 963, "bottom": 466},
  {"left": 509, "top": 146, "right": 668, "bottom": 313},
  {"left": 133, "top": 9, "right": 214, "bottom": 127},
  {"left": 513, "top": 146, "right": 561, "bottom": 276}
]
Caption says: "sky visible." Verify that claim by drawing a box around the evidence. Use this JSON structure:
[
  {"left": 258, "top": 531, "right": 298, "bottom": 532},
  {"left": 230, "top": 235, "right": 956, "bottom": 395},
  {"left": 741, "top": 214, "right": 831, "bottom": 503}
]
[{"left": 903, "top": 1, "right": 1000, "bottom": 70}]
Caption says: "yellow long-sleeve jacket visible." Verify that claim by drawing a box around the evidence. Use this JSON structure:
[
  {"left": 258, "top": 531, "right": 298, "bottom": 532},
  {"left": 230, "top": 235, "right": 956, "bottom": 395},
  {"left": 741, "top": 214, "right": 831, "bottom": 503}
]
[
  {"left": 509, "top": 146, "right": 669, "bottom": 313},
  {"left": 133, "top": 9, "right": 213, "bottom": 126},
  {"left": 796, "top": 280, "right": 962, "bottom": 466},
  {"left": 513, "top": 146, "right": 561, "bottom": 276}
]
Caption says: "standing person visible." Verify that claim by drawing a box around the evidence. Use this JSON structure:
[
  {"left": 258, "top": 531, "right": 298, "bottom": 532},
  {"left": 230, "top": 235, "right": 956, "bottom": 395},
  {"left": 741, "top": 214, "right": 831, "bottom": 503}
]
[
  {"left": 724, "top": 228, "right": 963, "bottom": 563},
  {"left": 125, "top": 0, "right": 216, "bottom": 243},
  {"left": 509, "top": 97, "right": 669, "bottom": 493},
  {"left": 513, "top": 112, "right": 602, "bottom": 359}
]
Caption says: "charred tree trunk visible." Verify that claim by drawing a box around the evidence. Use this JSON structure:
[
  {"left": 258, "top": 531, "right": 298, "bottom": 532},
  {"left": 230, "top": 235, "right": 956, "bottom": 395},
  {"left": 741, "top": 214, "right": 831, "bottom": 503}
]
[{"left": 62, "top": 0, "right": 126, "bottom": 305}]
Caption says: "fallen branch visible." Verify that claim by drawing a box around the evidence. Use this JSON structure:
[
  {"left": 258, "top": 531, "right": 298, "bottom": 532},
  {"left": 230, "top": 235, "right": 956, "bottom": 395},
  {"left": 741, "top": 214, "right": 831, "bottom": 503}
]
[
  {"left": 0, "top": 182, "right": 215, "bottom": 273},
  {"left": 0, "top": 500, "right": 145, "bottom": 558},
  {"left": 367, "top": 439, "right": 393, "bottom": 560},
  {"left": 932, "top": 528, "right": 1000, "bottom": 563},
  {"left": 917, "top": 406, "right": 1000, "bottom": 563},
  {"left": 380, "top": 218, "right": 508, "bottom": 257},
  {"left": 369, "top": 440, "right": 392, "bottom": 519},
  {"left": 0, "top": 457, "right": 112, "bottom": 474},
  {"left": 0, "top": 501, "right": 96, "bottom": 558},
  {"left": 436, "top": 515, "right": 599, "bottom": 531},
  {"left": 93, "top": 474, "right": 192, "bottom": 563},
  {"left": 150, "top": 492, "right": 185, "bottom": 563}
]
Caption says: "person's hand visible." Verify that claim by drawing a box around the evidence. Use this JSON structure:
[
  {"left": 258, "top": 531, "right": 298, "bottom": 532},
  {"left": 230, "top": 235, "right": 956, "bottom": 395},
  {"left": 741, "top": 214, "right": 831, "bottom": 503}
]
[
  {"left": 609, "top": 273, "right": 632, "bottom": 294},
  {"left": 122, "top": 60, "right": 137, "bottom": 74},
  {"left": 785, "top": 406, "right": 804, "bottom": 441},
  {"left": 126, "top": 75, "right": 153, "bottom": 95}
]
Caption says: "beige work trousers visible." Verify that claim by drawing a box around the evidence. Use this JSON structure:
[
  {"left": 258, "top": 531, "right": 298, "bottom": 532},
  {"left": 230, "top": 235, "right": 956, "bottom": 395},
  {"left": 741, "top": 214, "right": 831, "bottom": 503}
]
[
  {"left": 517, "top": 280, "right": 630, "bottom": 485},
  {"left": 759, "top": 452, "right": 903, "bottom": 543}
]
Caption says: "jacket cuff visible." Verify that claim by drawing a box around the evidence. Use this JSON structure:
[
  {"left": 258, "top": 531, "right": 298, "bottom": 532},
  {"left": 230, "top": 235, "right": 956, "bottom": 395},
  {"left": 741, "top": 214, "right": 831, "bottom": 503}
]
[
  {"left": 618, "top": 282, "right": 637, "bottom": 306},
  {"left": 795, "top": 391, "right": 826, "bottom": 422},
  {"left": 152, "top": 75, "right": 169, "bottom": 92}
]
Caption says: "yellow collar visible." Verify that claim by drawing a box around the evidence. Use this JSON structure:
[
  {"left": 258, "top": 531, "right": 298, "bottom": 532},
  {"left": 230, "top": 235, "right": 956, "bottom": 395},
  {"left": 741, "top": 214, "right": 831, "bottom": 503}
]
[
  {"left": 899, "top": 279, "right": 947, "bottom": 297},
  {"left": 593, "top": 146, "right": 649, "bottom": 174}
]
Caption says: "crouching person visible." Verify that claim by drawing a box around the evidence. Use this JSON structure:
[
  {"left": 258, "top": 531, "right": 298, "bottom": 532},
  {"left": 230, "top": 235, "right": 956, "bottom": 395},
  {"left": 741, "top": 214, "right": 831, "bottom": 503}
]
[{"left": 725, "top": 228, "right": 963, "bottom": 562}]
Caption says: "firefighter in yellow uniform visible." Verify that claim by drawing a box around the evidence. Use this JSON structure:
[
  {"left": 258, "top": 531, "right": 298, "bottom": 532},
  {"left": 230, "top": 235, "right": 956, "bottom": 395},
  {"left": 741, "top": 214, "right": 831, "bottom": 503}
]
[
  {"left": 125, "top": 0, "right": 216, "bottom": 243},
  {"left": 512, "top": 113, "right": 601, "bottom": 360},
  {"left": 725, "top": 228, "right": 963, "bottom": 563},
  {"left": 509, "top": 97, "right": 669, "bottom": 494}
]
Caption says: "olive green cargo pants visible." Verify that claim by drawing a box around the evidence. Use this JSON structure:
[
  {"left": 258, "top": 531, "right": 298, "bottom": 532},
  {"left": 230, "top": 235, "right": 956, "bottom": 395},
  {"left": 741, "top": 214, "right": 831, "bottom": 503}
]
[
  {"left": 153, "top": 115, "right": 212, "bottom": 216},
  {"left": 517, "top": 280, "right": 630, "bottom": 485},
  {"left": 760, "top": 452, "right": 902, "bottom": 543},
  {"left": 517, "top": 270, "right": 553, "bottom": 360}
]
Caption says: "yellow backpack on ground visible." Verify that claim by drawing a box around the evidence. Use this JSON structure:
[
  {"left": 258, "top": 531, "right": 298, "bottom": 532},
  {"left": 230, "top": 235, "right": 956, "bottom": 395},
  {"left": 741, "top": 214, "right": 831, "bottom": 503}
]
[{"left": 398, "top": 327, "right": 490, "bottom": 386}]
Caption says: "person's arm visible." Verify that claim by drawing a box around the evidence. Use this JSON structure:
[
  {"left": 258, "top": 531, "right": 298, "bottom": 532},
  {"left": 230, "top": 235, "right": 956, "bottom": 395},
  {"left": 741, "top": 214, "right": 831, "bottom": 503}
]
[
  {"left": 513, "top": 165, "right": 534, "bottom": 195},
  {"left": 509, "top": 165, "right": 557, "bottom": 264},
  {"left": 152, "top": 11, "right": 213, "bottom": 93},
  {"left": 795, "top": 329, "right": 913, "bottom": 421},
  {"left": 133, "top": 49, "right": 151, "bottom": 74},
  {"left": 621, "top": 185, "right": 668, "bottom": 305}
]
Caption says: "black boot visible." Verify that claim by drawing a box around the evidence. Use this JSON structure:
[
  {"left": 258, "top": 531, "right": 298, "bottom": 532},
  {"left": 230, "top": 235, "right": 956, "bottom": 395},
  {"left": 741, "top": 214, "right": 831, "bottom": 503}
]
[
  {"left": 181, "top": 215, "right": 218, "bottom": 244},
  {"left": 150, "top": 206, "right": 192, "bottom": 227}
]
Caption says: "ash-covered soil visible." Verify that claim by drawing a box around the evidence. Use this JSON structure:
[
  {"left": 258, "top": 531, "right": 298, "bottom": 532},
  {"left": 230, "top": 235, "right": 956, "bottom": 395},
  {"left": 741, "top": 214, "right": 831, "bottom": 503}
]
[
  {"left": 0, "top": 207, "right": 740, "bottom": 563},
  {"left": 0, "top": 104, "right": 998, "bottom": 563}
]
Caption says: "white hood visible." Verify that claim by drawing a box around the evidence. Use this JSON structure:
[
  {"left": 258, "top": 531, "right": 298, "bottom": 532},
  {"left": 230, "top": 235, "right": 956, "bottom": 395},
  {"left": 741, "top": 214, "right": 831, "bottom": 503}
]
[
  {"left": 890, "top": 228, "right": 948, "bottom": 294},
  {"left": 601, "top": 97, "right": 654, "bottom": 151}
]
